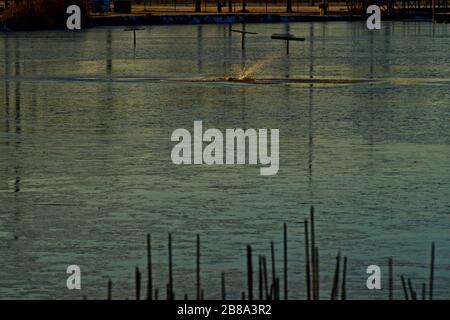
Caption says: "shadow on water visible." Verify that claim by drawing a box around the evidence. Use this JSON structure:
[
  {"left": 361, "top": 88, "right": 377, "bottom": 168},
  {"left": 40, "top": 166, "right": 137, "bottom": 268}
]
[
  {"left": 106, "top": 29, "right": 112, "bottom": 80},
  {"left": 197, "top": 25, "right": 203, "bottom": 74},
  {"left": 241, "top": 23, "right": 246, "bottom": 74},
  {"left": 284, "top": 23, "right": 291, "bottom": 79},
  {"left": 308, "top": 23, "right": 315, "bottom": 205},
  {"left": 13, "top": 37, "right": 21, "bottom": 228},
  {"left": 2, "top": 34, "right": 24, "bottom": 244},
  {"left": 97, "top": 28, "right": 114, "bottom": 135},
  {"left": 3, "top": 36, "right": 10, "bottom": 145}
]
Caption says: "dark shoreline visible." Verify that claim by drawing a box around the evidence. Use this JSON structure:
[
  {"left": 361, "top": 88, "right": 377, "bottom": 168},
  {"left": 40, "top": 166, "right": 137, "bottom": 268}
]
[
  {"left": 1, "top": 12, "right": 436, "bottom": 32},
  {"left": 89, "top": 13, "right": 366, "bottom": 28}
]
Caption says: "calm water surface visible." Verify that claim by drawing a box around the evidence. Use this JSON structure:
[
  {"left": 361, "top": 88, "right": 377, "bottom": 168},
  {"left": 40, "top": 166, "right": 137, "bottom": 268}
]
[{"left": 1, "top": 21, "right": 450, "bottom": 299}]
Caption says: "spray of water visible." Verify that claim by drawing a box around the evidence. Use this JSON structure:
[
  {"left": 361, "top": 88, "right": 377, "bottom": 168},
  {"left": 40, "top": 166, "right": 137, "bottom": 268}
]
[{"left": 237, "top": 53, "right": 282, "bottom": 80}]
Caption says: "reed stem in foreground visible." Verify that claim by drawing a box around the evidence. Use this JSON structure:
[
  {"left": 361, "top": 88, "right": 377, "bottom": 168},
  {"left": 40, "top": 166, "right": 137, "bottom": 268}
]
[
  {"left": 247, "top": 245, "right": 254, "bottom": 300},
  {"left": 196, "top": 234, "right": 201, "bottom": 300},
  {"left": 135, "top": 267, "right": 141, "bottom": 300},
  {"left": 341, "top": 256, "right": 347, "bottom": 300},
  {"left": 283, "top": 223, "right": 288, "bottom": 300},
  {"left": 147, "top": 233, "right": 152, "bottom": 301},
  {"left": 388, "top": 257, "right": 393, "bottom": 300},
  {"left": 304, "top": 219, "right": 311, "bottom": 300},
  {"left": 429, "top": 242, "right": 435, "bottom": 300},
  {"left": 330, "top": 252, "right": 340, "bottom": 300}
]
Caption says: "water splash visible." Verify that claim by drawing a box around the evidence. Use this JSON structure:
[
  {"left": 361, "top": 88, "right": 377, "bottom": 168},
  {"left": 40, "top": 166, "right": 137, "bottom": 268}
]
[{"left": 237, "top": 53, "right": 282, "bottom": 80}]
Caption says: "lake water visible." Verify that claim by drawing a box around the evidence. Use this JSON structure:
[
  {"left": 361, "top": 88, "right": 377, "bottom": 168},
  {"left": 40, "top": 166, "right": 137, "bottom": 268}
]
[{"left": 1, "top": 21, "right": 450, "bottom": 299}]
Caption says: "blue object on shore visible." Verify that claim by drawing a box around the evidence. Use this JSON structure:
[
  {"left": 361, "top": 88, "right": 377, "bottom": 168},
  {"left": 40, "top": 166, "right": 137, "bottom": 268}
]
[
  {"left": 90, "top": 0, "right": 111, "bottom": 12},
  {"left": 0, "top": 22, "right": 10, "bottom": 32}
]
